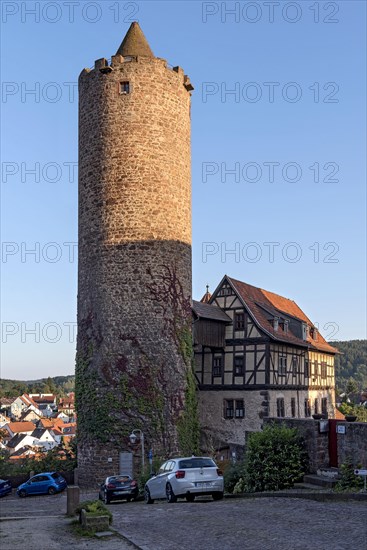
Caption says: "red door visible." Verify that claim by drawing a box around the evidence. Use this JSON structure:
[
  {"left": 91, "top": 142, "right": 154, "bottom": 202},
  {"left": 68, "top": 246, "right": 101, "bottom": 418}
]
[{"left": 328, "top": 419, "right": 341, "bottom": 467}]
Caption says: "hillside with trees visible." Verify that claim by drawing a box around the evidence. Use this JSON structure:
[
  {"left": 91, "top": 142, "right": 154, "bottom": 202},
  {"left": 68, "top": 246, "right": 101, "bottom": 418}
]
[
  {"left": 0, "top": 375, "right": 75, "bottom": 398},
  {"left": 332, "top": 339, "right": 367, "bottom": 394}
]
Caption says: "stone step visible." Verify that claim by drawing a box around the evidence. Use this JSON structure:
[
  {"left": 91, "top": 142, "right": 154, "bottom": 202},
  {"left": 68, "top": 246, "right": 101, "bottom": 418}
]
[
  {"left": 317, "top": 467, "right": 339, "bottom": 479},
  {"left": 303, "top": 474, "right": 338, "bottom": 488}
]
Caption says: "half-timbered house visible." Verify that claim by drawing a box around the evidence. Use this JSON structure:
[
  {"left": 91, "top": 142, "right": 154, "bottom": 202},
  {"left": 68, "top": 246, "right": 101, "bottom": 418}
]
[{"left": 193, "top": 275, "right": 339, "bottom": 455}]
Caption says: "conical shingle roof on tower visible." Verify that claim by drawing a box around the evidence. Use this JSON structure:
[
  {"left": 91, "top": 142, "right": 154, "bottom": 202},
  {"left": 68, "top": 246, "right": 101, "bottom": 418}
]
[
  {"left": 116, "top": 22, "right": 154, "bottom": 58},
  {"left": 200, "top": 285, "right": 212, "bottom": 304}
]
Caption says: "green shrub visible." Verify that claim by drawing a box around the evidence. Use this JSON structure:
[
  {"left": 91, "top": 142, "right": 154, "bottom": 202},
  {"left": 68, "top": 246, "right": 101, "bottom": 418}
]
[
  {"left": 241, "top": 423, "right": 307, "bottom": 492},
  {"left": 334, "top": 461, "right": 364, "bottom": 492},
  {"left": 138, "top": 459, "right": 163, "bottom": 494},
  {"left": 138, "top": 468, "right": 153, "bottom": 495},
  {"left": 338, "top": 403, "right": 367, "bottom": 422},
  {"left": 0, "top": 448, "right": 76, "bottom": 478},
  {"left": 223, "top": 462, "right": 246, "bottom": 494},
  {"left": 75, "top": 499, "right": 112, "bottom": 524}
]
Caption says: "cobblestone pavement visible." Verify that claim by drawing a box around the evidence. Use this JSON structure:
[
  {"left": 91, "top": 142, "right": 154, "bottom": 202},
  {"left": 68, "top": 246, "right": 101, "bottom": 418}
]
[
  {"left": 112, "top": 496, "right": 367, "bottom": 550},
  {"left": 0, "top": 492, "right": 366, "bottom": 550}
]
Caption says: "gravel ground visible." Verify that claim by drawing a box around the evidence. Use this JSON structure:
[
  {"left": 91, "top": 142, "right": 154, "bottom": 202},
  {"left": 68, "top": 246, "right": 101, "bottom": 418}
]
[{"left": 0, "top": 516, "right": 135, "bottom": 550}]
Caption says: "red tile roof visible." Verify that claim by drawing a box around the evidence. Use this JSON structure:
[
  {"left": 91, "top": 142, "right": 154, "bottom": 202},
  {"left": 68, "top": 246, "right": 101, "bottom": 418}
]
[
  {"left": 0, "top": 397, "right": 15, "bottom": 406},
  {"left": 220, "top": 276, "right": 339, "bottom": 354},
  {"left": 30, "top": 394, "right": 56, "bottom": 403},
  {"left": 39, "top": 418, "right": 54, "bottom": 428},
  {"left": 334, "top": 409, "right": 346, "bottom": 420},
  {"left": 7, "top": 421, "right": 35, "bottom": 433},
  {"left": 20, "top": 394, "right": 39, "bottom": 409}
]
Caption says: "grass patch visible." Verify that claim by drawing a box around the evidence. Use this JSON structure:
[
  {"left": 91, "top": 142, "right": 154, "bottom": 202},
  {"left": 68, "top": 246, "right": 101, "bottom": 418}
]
[
  {"left": 70, "top": 518, "right": 99, "bottom": 538},
  {"left": 74, "top": 499, "right": 113, "bottom": 524}
]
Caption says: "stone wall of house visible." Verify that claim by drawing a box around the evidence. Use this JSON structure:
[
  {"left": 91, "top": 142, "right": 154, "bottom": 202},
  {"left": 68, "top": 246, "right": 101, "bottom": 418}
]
[
  {"left": 199, "top": 390, "right": 265, "bottom": 453},
  {"left": 337, "top": 422, "right": 367, "bottom": 467},
  {"left": 77, "top": 51, "right": 193, "bottom": 486},
  {"left": 264, "top": 418, "right": 329, "bottom": 473}
]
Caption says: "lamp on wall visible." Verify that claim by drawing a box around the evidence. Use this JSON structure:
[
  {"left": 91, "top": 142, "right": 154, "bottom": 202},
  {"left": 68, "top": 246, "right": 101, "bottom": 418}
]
[{"left": 129, "top": 429, "right": 145, "bottom": 470}]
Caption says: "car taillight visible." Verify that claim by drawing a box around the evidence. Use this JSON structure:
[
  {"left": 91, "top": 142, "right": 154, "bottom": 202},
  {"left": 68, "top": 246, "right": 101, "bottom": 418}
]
[
  {"left": 217, "top": 469, "right": 223, "bottom": 476},
  {"left": 107, "top": 483, "right": 116, "bottom": 489},
  {"left": 175, "top": 470, "right": 185, "bottom": 479},
  {"left": 130, "top": 480, "right": 137, "bottom": 487}
]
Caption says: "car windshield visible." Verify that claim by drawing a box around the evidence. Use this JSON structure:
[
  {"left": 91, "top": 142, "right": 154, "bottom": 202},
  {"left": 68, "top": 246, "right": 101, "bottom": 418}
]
[{"left": 178, "top": 458, "right": 216, "bottom": 469}]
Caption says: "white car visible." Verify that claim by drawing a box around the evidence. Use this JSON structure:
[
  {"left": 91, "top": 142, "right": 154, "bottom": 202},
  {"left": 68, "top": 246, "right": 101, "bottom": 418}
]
[{"left": 144, "top": 456, "right": 224, "bottom": 503}]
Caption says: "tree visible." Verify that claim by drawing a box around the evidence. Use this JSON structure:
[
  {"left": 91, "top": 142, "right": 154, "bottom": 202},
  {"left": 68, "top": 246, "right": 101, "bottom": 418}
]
[
  {"left": 44, "top": 376, "right": 56, "bottom": 394},
  {"left": 345, "top": 377, "right": 359, "bottom": 399}
]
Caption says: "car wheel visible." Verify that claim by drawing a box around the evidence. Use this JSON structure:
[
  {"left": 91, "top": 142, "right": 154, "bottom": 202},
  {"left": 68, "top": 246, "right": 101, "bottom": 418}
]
[
  {"left": 186, "top": 494, "right": 195, "bottom": 502},
  {"left": 166, "top": 483, "right": 177, "bottom": 503},
  {"left": 144, "top": 487, "right": 154, "bottom": 504},
  {"left": 103, "top": 492, "right": 110, "bottom": 505},
  {"left": 48, "top": 487, "right": 56, "bottom": 495},
  {"left": 126, "top": 496, "right": 132, "bottom": 502},
  {"left": 18, "top": 489, "right": 27, "bottom": 498},
  {"left": 212, "top": 492, "right": 224, "bottom": 501}
]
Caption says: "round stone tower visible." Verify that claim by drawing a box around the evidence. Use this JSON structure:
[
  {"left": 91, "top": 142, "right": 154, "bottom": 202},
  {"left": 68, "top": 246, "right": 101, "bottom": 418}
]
[{"left": 76, "top": 23, "right": 194, "bottom": 486}]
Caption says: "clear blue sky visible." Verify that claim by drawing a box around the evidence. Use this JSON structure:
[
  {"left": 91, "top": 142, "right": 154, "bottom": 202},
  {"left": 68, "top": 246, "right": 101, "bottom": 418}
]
[{"left": 1, "top": 1, "right": 366, "bottom": 380}]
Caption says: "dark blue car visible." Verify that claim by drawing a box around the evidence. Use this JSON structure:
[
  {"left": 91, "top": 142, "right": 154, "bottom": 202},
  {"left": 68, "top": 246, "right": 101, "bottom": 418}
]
[
  {"left": 17, "top": 472, "right": 67, "bottom": 497},
  {"left": 0, "top": 479, "right": 12, "bottom": 497}
]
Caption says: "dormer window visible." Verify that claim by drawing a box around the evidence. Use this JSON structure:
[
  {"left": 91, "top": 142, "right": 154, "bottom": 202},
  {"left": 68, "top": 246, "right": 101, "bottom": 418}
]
[
  {"left": 310, "top": 327, "right": 318, "bottom": 341},
  {"left": 120, "top": 81, "right": 130, "bottom": 94},
  {"left": 273, "top": 317, "right": 279, "bottom": 331}
]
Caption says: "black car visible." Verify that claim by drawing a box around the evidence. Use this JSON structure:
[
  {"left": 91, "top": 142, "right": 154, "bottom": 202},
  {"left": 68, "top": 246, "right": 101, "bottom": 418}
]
[
  {"left": 0, "top": 479, "right": 12, "bottom": 497},
  {"left": 99, "top": 475, "right": 139, "bottom": 504}
]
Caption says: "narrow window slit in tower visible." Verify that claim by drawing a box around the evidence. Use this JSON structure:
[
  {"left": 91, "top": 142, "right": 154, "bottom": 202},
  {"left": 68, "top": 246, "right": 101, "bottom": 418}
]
[{"left": 120, "top": 81, "right": 130, "bottom": 94}]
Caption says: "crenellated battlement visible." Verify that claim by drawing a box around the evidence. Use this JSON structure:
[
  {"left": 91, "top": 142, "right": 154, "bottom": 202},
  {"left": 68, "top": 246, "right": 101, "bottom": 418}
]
[{"left": 79, "top": 53, "right": 193, "bottom": 92}]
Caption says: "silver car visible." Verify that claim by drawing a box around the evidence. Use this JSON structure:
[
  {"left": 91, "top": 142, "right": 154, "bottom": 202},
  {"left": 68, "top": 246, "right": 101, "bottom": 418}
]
[{"left": 144, "top": 456, "right": 224, "bottom": 503}]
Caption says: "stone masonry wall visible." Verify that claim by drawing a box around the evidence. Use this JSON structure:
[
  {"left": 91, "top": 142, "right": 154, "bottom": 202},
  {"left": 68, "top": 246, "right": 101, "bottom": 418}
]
[
  {"left": 77, "top": 53, "right": 193, "bottom": 486},
  {"left": 199, "top": 390, "right": 264, "bottom": 453},
  {"left": 264, "top": 418, "right": 367, "bottom": 472},
  {"left": 337, "top": 422, "right": 367, "bottom": 468}
]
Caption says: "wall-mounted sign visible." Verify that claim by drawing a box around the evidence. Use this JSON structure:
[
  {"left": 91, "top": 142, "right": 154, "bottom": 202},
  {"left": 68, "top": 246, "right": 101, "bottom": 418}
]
[
  {"left": 319, "top": 419, "right": 329, "bottom": 433},
  {"left": 336, "top": 425, "right": 346, "bottom": 434}
]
